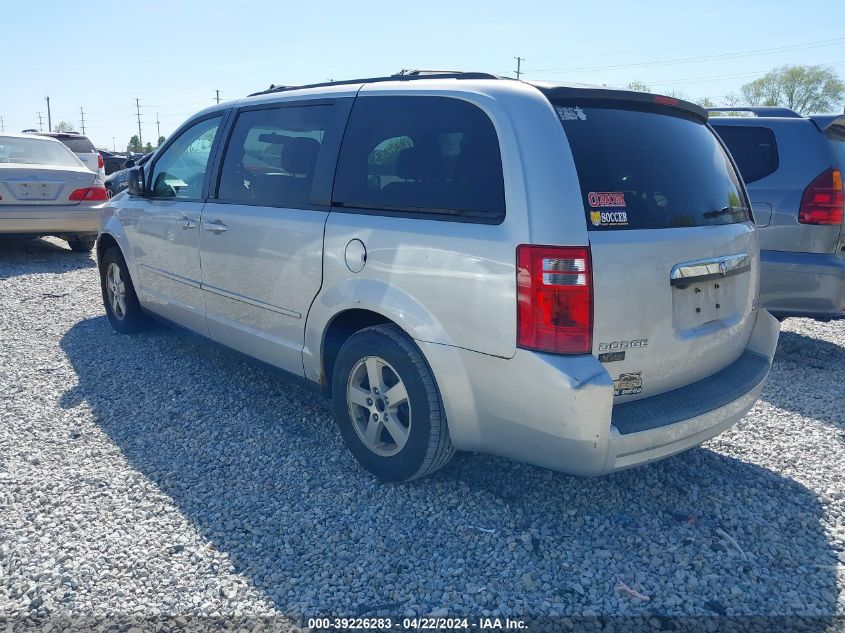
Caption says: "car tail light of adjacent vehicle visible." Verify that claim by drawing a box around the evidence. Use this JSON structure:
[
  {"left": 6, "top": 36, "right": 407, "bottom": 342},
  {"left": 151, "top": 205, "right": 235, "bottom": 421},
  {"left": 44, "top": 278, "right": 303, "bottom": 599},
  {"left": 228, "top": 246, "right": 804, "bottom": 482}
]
[
  {"left": 69, "top": 183, "right": 108, "bottom": 202},
  {"left": 799, "top": 168, "right": 844, "bottom": 226},
  {"left": 97, "top": 153, "right": 104, "bottom": 170},
  {"left": 516, "top": 245, "right": 593, "bottom": 354}
]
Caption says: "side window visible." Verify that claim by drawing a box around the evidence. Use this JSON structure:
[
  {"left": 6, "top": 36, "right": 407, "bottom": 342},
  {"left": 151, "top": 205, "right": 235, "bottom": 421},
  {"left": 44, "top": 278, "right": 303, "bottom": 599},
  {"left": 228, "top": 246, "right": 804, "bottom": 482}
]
[
  {"left": 712, "top": 125, "right": 779, "bottom": 184},
  {"left": 149, "top": 116, "right": 222, "bottom": 199},
  {"left": 217, "top": 104, "right": 337, "bottom": 207},
  {"left": 333, "top": 96, "right": 505, "bottom": 220}
]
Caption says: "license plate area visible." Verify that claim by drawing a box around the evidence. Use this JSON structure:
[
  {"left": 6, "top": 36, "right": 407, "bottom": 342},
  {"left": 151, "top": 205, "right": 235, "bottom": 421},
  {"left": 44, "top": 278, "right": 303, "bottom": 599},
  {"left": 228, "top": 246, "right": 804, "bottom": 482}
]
[
  {"left": 12, "top": 181, "right": 61, "bottom": 201},
  {"left": 672, "top": 276, "right": 746, "bottom": 331}
]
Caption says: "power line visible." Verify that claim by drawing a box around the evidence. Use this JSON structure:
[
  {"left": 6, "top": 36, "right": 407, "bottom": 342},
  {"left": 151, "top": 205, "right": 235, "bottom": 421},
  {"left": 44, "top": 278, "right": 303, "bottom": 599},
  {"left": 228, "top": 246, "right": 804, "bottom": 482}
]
[{"left": 528, "top": 37, "right": 845, "bottom": 74}]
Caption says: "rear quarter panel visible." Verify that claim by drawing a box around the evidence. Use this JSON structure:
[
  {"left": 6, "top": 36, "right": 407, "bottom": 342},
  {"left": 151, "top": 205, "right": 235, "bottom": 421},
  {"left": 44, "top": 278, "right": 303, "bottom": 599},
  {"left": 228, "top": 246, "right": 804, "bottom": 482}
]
[{"left": 302, "top": 81, "right": 589, "bottom": 382}]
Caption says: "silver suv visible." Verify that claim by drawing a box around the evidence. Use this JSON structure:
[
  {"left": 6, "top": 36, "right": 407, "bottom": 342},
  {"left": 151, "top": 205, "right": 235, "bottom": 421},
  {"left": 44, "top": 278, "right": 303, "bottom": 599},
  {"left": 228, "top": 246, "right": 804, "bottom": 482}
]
[
  {"left": 98, "top": 72, "right": 779, "bottom": 481},
  {"left": 710, "top": 107, "right": 845, "bottom": 320}
]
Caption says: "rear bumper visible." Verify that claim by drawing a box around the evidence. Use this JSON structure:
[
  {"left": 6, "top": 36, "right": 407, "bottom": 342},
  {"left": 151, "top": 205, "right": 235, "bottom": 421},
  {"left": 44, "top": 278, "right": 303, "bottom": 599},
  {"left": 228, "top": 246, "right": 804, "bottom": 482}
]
[
  {"left": 420, "top": 308, "right": 779, "bottom": 475},
  {"left": 0, "top": 205, "right": 102, "bottom": 235},
  {"left": 760, "top": 250, "right": 845, "bottom": 319}
]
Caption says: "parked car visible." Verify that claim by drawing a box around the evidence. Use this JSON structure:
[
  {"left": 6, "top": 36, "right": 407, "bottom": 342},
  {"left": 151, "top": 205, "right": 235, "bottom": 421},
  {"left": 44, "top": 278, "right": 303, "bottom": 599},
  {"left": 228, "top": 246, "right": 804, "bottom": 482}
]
[
  {"left": 0, "top": 133, "right": 106, "bottom": 251},
  {"left": 30, "top": 132, "right": 106, "bottom": 181},
  {"left": 710, "top": 107, "right": 845, "bottom": 320},
  {"left": 99, "top": 150, "right": 128, "bottom": 176},
  {"left": 98, "top": 72, "right": 779, "bottom": 481},
  {"left": 105, "top": 152, "right": 153, "bottom": 198}
]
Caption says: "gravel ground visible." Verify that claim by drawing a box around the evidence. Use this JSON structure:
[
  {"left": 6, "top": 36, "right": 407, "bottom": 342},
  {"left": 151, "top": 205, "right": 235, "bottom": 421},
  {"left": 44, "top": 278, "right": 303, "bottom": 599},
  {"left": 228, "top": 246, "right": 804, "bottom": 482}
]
[{"left": 1, "top": 237, "right": 844, "bottom": 631}]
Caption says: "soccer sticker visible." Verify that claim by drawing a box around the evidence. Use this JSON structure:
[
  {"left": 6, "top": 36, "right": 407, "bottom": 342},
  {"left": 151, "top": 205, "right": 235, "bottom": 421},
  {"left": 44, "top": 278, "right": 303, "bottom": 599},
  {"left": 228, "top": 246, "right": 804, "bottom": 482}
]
[
  {"left": 590, "top": 210, "right": 629, "bottom": 227},
  {"left": 613, "top": 372, "right": 643, "bottom": 396}
]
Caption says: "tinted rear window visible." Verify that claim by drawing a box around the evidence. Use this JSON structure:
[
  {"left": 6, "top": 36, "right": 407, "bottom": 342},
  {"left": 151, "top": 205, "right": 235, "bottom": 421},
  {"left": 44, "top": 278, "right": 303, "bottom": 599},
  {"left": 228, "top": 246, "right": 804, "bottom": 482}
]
[
  {"left": 556, "top": 103, "right": 750, "bottom": 230},
  {"left": 332, "top": 96, "right": 505, "bottom": 221},
  {"left": 711, "top": 125, "right": 779, "bottom": 183},
  {"left": 54, "top": 136, "right": 95, "bottom": 153}
]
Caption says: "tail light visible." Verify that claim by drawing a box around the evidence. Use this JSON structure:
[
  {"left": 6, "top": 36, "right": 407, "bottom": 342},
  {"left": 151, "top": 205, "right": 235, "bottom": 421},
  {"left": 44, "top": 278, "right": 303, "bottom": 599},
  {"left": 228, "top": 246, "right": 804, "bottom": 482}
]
[
  {"left": 799, "top": 168, "right": 844, "bottom": 225},
  {"left": 69, "top": 183, "right": 108, "bottom": 202},
  {"left": 516, "top": 245, "right": 593, "bottom": 354},
  {"left": 97, "top": 153, "right": 104, "bottom": 170}
]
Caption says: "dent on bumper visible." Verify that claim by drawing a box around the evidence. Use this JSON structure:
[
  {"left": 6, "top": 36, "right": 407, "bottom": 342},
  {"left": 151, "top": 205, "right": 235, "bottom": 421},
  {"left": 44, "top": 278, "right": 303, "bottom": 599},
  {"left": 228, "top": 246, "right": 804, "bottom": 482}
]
[{"left": 420, "top": 308, "right": 780, "bottom": 476}]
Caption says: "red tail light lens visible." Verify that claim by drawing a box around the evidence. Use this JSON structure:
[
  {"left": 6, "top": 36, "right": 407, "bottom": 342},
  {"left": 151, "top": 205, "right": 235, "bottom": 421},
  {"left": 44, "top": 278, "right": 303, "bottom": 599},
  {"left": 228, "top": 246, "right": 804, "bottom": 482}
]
[
  {"left": 516, "top": 245, "right": 593, "bottom": 354},
  {"left": 69, "top": 184, "right": 108, "bottom": 202},
  {"left": 97, "top": 153, "right": 104, "bottom": 169},
  {"left": 799, "top": 168, "right": 844, "bottom": 225}
]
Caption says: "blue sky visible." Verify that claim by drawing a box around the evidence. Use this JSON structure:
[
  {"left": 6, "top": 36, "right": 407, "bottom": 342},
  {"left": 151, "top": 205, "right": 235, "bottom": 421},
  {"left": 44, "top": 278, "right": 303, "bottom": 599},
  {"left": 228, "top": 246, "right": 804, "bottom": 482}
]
[{"left": 2, "top": 0, "right": 843, "bottom": 149}]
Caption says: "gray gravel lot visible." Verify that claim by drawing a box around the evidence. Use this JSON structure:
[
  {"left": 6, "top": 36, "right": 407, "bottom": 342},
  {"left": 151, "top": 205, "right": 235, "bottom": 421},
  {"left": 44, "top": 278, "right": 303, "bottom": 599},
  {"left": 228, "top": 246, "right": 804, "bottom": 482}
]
[{"left": 1, "top": 237, "right": 844, "bottom": 630}]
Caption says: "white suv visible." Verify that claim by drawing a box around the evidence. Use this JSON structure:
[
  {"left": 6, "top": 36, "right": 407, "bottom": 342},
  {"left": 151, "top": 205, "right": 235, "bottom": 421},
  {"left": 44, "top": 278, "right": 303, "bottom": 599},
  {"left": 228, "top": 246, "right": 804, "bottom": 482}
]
[{"left": 97, "top": 71, "right": 779, "bottom": 481}]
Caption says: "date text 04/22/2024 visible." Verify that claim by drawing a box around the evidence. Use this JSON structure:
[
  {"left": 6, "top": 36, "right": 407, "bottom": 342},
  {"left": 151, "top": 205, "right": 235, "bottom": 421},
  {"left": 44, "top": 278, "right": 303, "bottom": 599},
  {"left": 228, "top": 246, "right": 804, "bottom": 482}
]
[{"left": 306, "top": 616, "right": 528, "bottom": 630}]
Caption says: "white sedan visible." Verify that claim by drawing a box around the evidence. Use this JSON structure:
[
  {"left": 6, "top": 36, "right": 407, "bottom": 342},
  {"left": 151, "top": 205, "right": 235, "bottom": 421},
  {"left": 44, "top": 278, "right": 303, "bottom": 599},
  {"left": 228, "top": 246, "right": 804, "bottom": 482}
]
[{"left": 0, "top": 133, "right": 107, "bottom": 252}]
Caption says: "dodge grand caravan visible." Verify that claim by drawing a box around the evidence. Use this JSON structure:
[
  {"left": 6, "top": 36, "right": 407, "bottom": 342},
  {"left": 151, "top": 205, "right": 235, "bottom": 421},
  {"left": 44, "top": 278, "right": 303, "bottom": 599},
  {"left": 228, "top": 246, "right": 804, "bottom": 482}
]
[{"left": 97, "top": 71, "right": 779, "bottom": 481}]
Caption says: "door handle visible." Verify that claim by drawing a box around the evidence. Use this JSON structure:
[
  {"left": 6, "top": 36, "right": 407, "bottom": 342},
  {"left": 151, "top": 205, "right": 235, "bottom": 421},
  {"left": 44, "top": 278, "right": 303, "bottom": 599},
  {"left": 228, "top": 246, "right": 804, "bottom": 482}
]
[
  {"left": 175, "top": 218, "right": 197, "bottom": 230},
  {"left": 202, "top": 220, "right": 227, "bottom": 234}
]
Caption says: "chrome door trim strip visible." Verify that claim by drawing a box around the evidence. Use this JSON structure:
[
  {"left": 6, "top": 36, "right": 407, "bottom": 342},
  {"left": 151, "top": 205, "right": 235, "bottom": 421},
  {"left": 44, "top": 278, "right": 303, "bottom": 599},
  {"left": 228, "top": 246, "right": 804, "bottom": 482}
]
[
  {"left": 138, "top": 264, "right": 202, "bottom": 289},
  {"left": 201, "top": 283, "right": 302, "bottom": 319}
]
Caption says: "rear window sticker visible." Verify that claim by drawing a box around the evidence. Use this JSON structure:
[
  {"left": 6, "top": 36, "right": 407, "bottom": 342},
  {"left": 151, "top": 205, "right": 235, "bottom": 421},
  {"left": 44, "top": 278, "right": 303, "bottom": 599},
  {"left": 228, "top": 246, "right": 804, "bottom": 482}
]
[
  {"left": 613, "top": 372, "right": 642, "bottom": 396},
  {"left": 556, "top": 105, "right": 587, "bottom": 121},
  {"left": 590, "top": 210, "right": 629, "bottom": 227},
  {"left": 588, "top": 191, "right": 626, "bottom": 207}
]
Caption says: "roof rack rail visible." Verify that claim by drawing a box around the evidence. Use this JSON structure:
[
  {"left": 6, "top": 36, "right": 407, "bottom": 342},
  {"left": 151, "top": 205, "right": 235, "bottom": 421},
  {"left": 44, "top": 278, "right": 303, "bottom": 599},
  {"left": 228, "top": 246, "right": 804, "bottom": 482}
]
[
  {"left": 706, "top": 106, "right": 802, "bottom": 118},
  {"left": 248, "top": 70, "right": 501, "bottom": 97}
]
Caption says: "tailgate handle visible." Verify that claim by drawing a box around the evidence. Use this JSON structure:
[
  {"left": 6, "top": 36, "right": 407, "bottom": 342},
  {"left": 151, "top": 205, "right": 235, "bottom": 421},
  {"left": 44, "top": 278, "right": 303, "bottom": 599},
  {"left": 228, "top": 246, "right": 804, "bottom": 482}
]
[{"left": 670, "top": 253, "right": 750, "bottom": 288}]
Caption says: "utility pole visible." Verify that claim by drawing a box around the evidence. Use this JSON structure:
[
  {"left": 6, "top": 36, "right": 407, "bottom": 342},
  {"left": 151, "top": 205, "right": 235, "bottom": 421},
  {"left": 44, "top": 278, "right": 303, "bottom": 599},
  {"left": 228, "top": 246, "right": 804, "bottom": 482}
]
[
  {"left": 112, "top": 137, "right": 116, "bottom": 152},
  {"left": 79, "top": 107, "right": 86, "bottom": 135},
  {"left": 514, "top": 57, "right": 524, "bottom": 80},
  {"left": 156, "top": 112, "right": 161, "bottom": 142},
  {"left": 215, "top": 89, "right": 220, "bottom": 104},
  {"left": 0, "top": 116, "right": 4, "bottom": 133},
  {"left": 134, "top": 98, "right": 143, "bottom": 148},
  {"left": 45, "top": 96, "right": 52, "bottom": 132},
  {"left": 37, "top": 112, "right": 44, "bottom": 131}
]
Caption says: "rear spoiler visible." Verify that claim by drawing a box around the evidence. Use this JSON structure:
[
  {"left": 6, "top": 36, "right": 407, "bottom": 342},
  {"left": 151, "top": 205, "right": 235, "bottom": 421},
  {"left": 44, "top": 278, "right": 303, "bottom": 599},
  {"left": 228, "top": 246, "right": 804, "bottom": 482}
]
[
  {"left": 536, "top": 86, "right": 707, "bottom": 122},
  {"left": 810, "top": 115, "right": 845, "bottom": 138}
]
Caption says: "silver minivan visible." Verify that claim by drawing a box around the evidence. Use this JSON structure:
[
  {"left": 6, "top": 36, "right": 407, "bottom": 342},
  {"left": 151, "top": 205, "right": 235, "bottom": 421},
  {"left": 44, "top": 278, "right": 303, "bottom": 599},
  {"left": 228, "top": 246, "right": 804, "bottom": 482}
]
[{"left": 98, "top": 72, "right": 780, "bottom": 481}]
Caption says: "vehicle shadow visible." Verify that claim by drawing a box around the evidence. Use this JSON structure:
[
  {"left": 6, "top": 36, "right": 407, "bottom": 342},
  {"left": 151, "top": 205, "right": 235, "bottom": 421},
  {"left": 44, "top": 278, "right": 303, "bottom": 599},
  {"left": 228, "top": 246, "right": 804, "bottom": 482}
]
[
  {"left": 760, "top": 330, "right": 845, "bottom": 426},
  {"left": 0, "top": 237, "right": 96, "bottom": 279},
  {"left": 59, "top": 317, "right": 839, "bottom": 625}
]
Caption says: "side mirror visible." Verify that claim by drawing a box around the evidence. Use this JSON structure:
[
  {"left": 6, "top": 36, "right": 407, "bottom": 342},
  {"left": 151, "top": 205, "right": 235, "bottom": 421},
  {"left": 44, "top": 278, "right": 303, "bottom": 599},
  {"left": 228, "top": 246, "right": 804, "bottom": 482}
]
[
  {"left": 123, "top": 158, "right": 135, "bottom": 168},
  {"left": 126, "top": 166, "right": 145, "bottom": 197}
]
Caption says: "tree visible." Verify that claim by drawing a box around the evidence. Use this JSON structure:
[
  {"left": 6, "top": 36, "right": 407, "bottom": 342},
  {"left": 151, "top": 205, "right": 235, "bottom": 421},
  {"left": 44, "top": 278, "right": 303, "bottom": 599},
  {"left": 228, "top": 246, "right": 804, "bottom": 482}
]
[
  {"left": 144, "top": 142, "right": 153, "bottom": 153},
  {"left": 128, "top": 135, "right": 141, "bottom": 152},
  {"left": 157, "top": 136, "right": 166, "bottom": 147},
  {"left": 626, "top": 81, "right": 650, "bottom": 92},
  {"left": 695, "top": 97, "right": 717, "bottom": 109},
  {"left": 53, "top": 121, "right": 75, "bottom": 133},
  {"left": 740, "top": 65, "right": 845, "bottom": 114}
]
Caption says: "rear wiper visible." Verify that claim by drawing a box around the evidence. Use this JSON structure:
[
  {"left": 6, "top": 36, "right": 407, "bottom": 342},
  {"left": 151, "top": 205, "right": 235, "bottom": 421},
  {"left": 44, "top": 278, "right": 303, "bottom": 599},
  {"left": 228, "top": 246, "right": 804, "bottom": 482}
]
[{"left": 703, "top": 206, "right": 747, "bottom": 219}]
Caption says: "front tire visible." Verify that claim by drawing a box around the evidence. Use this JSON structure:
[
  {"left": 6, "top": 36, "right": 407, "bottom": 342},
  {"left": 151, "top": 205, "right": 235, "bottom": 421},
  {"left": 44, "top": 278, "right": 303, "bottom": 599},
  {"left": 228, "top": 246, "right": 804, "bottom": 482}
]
[
  {"left": 67, "top": 236, "right": 96, "bottom": 252},
  {"left": 332, "top": 324, "right": 454, "bottom": 482},
  {"left": 99, "top": 246, "right": 149, "bottom": 334}
]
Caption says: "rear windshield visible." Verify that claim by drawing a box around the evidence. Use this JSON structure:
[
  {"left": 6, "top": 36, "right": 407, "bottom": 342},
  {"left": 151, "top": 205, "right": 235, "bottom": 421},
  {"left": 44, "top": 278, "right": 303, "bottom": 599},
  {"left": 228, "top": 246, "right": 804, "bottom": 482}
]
[
  {"left": 0, "top": 136, "right": 82, "bottom": 167},
  {"left": 555, "top": 102, "right": 750, "bottom": 230},
  {"left": 55, "top": 136, "right": 96, "bottom": 153},
  {"left": 824, "top": 124, "right": 845, "bottom": 167}
]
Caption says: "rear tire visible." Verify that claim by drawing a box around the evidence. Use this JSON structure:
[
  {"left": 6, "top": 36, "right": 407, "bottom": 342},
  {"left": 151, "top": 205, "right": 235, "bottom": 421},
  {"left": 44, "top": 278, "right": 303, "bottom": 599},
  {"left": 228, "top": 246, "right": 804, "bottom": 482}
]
[
  {"left": 332, "top": 324, "right": 454, "bottom": 482},
  {"left": 67, "top": 236, "right": 96, "bottom": 252},
  {"left": 99, "top": 246, "right": 149, "bottom": 334}
]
